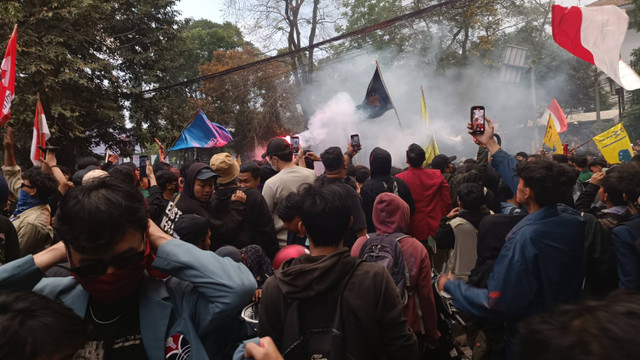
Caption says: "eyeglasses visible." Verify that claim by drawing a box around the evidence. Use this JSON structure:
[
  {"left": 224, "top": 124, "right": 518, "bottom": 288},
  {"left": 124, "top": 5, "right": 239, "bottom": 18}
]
[
  {"left": 69, "top": 247, "right": 146, "bottom": 278},
  {"left": 20, "top": 182, "right": 35, "bottom": 189}
]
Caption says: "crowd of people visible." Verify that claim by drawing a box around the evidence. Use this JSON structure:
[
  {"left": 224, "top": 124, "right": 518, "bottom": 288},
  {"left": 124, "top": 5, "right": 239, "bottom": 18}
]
[{"left": 1, "top": 117, "right": 640, "bottom": 360}]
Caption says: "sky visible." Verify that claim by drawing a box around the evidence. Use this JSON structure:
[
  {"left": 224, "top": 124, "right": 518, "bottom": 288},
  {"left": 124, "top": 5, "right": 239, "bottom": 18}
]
[{"left": 174, "top": 0, "right": 599, "bottom": 24}]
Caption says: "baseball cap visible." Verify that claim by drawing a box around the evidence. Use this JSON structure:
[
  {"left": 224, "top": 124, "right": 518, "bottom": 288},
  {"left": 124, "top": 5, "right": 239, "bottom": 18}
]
[
  {"left": 195, "top": 167, "right": 218, "bottom": 180},
  {"left": 430, "top": 154, "right": 457, "bottom": 171},
  {"left": 209, "top": 153, "right": 240, "bottom": 184},
  {"left": 174, "top": 214, "right": 210, "bottom": 247},
  {"left": 261, "top": 138, "right": 291, "bottom": 159}
]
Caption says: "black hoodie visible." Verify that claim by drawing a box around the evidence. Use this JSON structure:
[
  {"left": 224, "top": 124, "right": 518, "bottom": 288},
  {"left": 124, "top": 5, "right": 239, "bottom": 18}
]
[
  {"left": 360, "top": 147, "right": 415, "bottom": 233},
  {"left": 259, "top": 249, "right": 419, "bottom": 359}
]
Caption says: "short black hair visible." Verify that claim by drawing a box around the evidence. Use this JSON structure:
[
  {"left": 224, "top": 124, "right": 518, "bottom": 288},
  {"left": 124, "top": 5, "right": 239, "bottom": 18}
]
[
  {"left": 272, "top": 151, "right": 293, "bottom": 162},
  {"left": 108, "top": 164, "right": 136, "bottom": 185},
  {"left": 77, "top": 156, "right": 99, "bottom": 170},
  {"left": 276, "top": 192, "right": 300, "bottom": 222},
  {"left": 156, "top": 170, "right": 178, "bottom": 192},
  {"left": 55, "top": 177, "right": 148, "bottom": 256},
  {"left": 570, "top": 154, "right": 588, "bottom": 169},
  {"left": 321, "top": 146, "right": 344, "bottom": 172},
  {"left": 516, "top": 160, "right": 576, "bottom": 207},
  {"left": 153, "top": 161, "right": 171, "bottom": 174},
  {"left": 457, "top": 183, "right": 485, "bottom": 211},
  {"left": 632, "top": 154, "right": 640, "bottom": 163},
  {"left": 349, "top": 165, "right": 370, "bottom": 184},
  {"left": 296, "top": 184, "right": 352, "bottom": 247},
  {"left": 519, "top": 291, "right": 640, "bottom": 360},
  {"left": 552, "top": 154, "right": 569, "bottom": 163},
  {"left": 588, "top": 159, "right": 607, "bottom": 169},
  {"left": 516, "top": 152, "right": 528, "bottom": 159},
  {"left": 22, "top": 167, "right": 58, "bottom": 201},
  {"left": 611, "top": 163, "right": 640, "bottom": 206},
  {"left": 0, "top": 291, "right": 85, "bottom": 359},
  {"left": 239, "top": 163, "right": 261, "bottom": 180},
  {"left": 406, "top": 143, "right": 426, "bottom": 167},
  {"left": 527, "top": 154, "right": 545, "bottom": 162}
]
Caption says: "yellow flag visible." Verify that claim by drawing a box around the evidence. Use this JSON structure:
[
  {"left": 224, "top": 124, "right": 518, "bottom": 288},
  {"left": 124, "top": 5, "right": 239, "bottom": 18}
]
[
  {"left": 593, "top": 123, "right": 634, "bottom": 164},
  {"left": 421, "top": 87, "right": 439, "bottom": 164},
  {"left": 543, "top": 115, "right": 563, "bottom": 154}
]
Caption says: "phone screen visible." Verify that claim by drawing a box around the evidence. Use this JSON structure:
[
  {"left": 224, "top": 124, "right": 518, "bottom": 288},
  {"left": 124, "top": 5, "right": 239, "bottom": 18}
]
[
  {"left": 291, "top": 136, "right": 300, "bottom": 153},
  {"left": 471, "top": 106, "right": 485, "bottom": 134},
  {"left": 139, "top": 155, "right": 149, "bottom": 178},
  {"left": 350, "top": 134, "right": 361, "bottom": 150}
]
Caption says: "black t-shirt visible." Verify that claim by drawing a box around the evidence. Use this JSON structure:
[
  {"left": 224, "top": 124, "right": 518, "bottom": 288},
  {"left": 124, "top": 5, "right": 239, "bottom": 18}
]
[{"left": 74, "top": 297, "right": 148, "bottom": 360}]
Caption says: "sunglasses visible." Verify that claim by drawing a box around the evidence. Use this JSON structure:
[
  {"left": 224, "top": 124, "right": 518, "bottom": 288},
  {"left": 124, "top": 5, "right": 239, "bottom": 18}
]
[
  {"left": 20, "top": 182, "right": 35, "bottom": 189},
  {"left": 69, "top": 248, "right": 146, "bottom": 278}
]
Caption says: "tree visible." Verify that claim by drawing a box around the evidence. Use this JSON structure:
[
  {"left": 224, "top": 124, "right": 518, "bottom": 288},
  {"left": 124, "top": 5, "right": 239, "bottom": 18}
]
[
  {"left": 0, "top": 0, "right": 182, "bottom": 166},
  {"left": 197, "top": 46, "right": 303, "bottom": 156}
]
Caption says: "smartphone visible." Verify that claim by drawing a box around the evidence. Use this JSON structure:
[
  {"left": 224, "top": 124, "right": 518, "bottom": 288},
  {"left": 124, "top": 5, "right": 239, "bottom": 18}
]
[
  {"left": 291, "top": 136, "right": 300, "bottom": 154},
  {"left": 350, "top": 134, "right": 361, "bottom": 151},
  {"left": 470, "top": 106, "right": 485, "bottom": 135},
  {"left": 139, "top": 155, "right": 149, "bottom": 178}
]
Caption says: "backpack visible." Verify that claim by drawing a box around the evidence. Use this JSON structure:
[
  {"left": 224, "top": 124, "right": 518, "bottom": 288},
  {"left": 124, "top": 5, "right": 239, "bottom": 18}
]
[
  {"left": 281, "top": 260, "right": 362, "bottom": 360},
  {"left": 357, "top": 233, "right": 426, "bottom": 335}
]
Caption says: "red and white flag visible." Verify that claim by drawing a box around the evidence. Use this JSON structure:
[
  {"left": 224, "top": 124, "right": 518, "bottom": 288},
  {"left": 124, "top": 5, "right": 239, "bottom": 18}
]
[
  {"left": 0, "top": 26, "right": 17, "bottom": 127},
  {"left": 552, "top": 5, "right": 640, "bottom": 91},
  {"left": 30, "top": 96, "right": 50, "bottom": 166},
  {"left": 540, "top": 98, "right": 568, "bottom": 133}
]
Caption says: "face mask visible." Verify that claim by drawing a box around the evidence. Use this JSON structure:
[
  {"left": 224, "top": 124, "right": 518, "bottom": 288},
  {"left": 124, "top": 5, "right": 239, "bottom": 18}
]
[{"left": 71, "top": 241, "right": 151, "bottom": 304}]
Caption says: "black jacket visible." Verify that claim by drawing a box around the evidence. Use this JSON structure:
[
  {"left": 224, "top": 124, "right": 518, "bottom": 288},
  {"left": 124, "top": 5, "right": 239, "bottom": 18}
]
[
  {"left": 434, "top": 206, "right": 492, "bottom": 250},
  {"left": 259, "top": 249, "right": 419, "bottom": 359},
  {"left": 148, "top": 185, "right": 170, "bottom": 226},
  {"left": 208, "top": 185, "right": 279, "bottom": 259},
  {"left": 361, "top": 147, "right": 415, "bottom": 233}
]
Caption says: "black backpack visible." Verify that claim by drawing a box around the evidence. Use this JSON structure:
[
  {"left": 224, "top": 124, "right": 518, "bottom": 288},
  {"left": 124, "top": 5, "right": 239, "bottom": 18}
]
[{"left": 280, "top": 260, "right": 362, "bottom": 360}]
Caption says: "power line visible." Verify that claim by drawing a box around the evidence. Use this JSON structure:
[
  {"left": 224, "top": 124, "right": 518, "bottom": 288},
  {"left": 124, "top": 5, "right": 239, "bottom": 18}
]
[{"left": 143, "top": 0, "right": 472, "bottom": 93}]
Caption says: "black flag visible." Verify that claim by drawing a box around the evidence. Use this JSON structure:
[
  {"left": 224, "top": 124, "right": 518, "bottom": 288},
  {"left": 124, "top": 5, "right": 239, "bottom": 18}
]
[{"left": 357, "top": 64, "right": 394, "bottom": 118}]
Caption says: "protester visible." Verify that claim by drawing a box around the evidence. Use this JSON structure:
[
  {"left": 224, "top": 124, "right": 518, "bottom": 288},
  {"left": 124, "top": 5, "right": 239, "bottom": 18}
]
[
  {"left": 209, "top": 152, "right": 279, "bottom": 258},
  {"left": 396, "top": 143, "right": 451, "bottom": 243},
  {"left": 238, "top": 162, "right": 261, "bottom": 190},
  {"left": 276, "top": 192, "right": 308, "bottom": 247},
  {"left": 431, "top": 146, "right": 488, "bottom": 205},
  {"left": 439, "top": 121, "right": 586, "bottom": 359},
  {"left": 348, "top": 164, "right": 370, "bottom": 194},
  {"left": 2, "top": 128, "right": 58, "bottom": 256},
  {"left": 146, "top": 163, "right": 179, "bottom": 225},
  {"left": 315, "top": 146, "right": 367, "bottom": 248},
  {"left": 82, "top": 169, "right": 109, "bottom": 185},
  {"left": 351, "top": 192, "right": 440, "bottom": 353},
  {"left": 173, "top": 213, "right": 211, "bottom": 250},
  {"left": 0, "top": 291, "right": 86, "bottom": 360},
  {"left": 259, "top": 184, "right": 419, "bottom": 358},
  {"left": 360, "top": 147, "right": 415, "bottom": 233},
  {"left": 588, "top": 159, "right": 607, "bottom": 173},
  {"left": 0, "top": 177, "right": 256, "bottom": 359},
  {"left": 261, "top": 137, "right": 316, "bottom": 247},
  {"left": 610, "top": 163, "right": 640, "bottom": 291},
  {"left": 515, "top": 152, "right": 528, "bottom": 163},
  {"left": 435, "top": 182, "right": 491, "bottom": 278}
]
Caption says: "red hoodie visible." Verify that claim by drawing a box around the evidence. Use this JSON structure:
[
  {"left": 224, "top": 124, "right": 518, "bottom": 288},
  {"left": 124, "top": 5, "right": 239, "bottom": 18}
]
[
  {"left": 396, "top": 167, "right": 451, "bottom": 241},
  {"left": 351, "top": 193, "right": 440, "bottom": 345}
]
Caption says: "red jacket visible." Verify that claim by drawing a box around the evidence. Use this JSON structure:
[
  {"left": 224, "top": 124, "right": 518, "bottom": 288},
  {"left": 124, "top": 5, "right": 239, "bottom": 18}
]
[
  {"left": 351, "top": 193, "right": 440, "bottom": 345},
  {"left": 396, "top": 167, "right": 451, "bottom": 241}
]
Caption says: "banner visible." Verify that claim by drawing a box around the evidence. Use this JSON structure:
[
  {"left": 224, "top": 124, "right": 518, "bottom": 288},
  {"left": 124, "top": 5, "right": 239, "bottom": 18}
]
[
  {"left": 357, "top": 62, "right": 394, "bottom": 118},
  {"left": 593, "top": 123, "right": 634, "bottom": 164},
  {"left": 542, "top": 115, "right": 563, "bottom": 154},
  {"left": 30, "top": 95, "right": 50, "bottom": 166},
  {"left": 420, "top": 87, "right": 439, "bottom": 163},
  {"left": 168, "top": 110, "right": 233, "bottom": 151},
  {"left": 0, "top": 26, "right": 17, "bottom": 127}
]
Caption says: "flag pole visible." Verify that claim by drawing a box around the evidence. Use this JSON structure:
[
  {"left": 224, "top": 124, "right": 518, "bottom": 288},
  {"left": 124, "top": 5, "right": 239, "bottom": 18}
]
[
  {"left": 571, "top": 138, "right": 594, "bottom": 151},
  {"left": 376, "top": 61, "right": 402, "bottom": 129}
]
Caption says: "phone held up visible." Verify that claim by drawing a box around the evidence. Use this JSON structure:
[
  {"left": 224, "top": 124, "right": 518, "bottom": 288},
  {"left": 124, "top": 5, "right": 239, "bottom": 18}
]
[
  {"left": 291, "top": 136, "right": 300, "bottom": 154},
  {"left": 470, "top": 106, "right": 485, "bottom": 135},
  {"left": 350, "top": 134, "right": 361, "bottom": 151}
]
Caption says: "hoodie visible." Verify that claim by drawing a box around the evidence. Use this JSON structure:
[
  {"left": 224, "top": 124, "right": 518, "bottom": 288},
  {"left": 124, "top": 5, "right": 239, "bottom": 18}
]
[
  {"left": 259, "top": 248, "right": 419, "bottom": 359},
  {"left": 351, "top": 193, "right": 440, "bottom": 345},
  {"left": 360, "top": 147, "right": 415, "bottom": 232}
]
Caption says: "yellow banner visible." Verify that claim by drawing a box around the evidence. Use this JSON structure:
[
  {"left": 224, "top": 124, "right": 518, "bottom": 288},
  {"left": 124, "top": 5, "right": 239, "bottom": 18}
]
[
  {"left": 543, "top": 115, "right": 563, "bottom": 154},
  {"left": 593, "top": 123, "right": 634, "bottom": 164},
  {"left": 421, "top": 87, "right": 439, "bottom": 164}
]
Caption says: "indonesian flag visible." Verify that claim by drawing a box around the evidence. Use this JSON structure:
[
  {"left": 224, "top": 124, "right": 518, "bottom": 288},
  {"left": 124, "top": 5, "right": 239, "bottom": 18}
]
[
  {"left": 552, "top": 5, "right": 640, "bottom": 91},
  {"left": 0, "top": 26, "right": 17, "bottom": 127},
  {"left": 30, "top": 96, "right": 50, "bottom": 166},
  {"left": 540, "top": 98, "right": 568, "bottom": 133}
]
